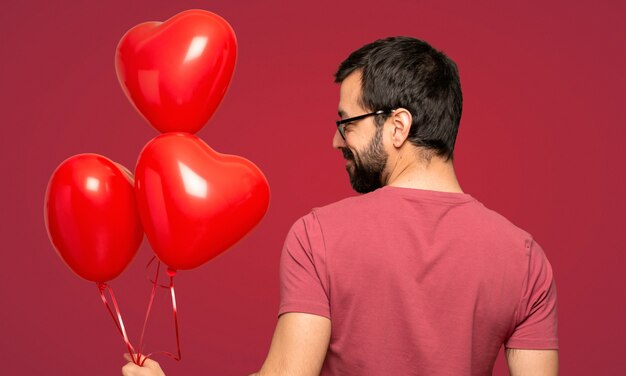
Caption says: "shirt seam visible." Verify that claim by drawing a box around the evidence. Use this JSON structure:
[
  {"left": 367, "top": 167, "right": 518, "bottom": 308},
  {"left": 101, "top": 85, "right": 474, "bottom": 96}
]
[{"left": 311, "top": 209, "right": 331, "bottom": 316}]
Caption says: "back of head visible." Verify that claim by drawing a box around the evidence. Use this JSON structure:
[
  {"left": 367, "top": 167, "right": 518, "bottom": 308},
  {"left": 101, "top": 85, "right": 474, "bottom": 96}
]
[{"left": 335, "top": 36, "right": 463, "bottom": 161}]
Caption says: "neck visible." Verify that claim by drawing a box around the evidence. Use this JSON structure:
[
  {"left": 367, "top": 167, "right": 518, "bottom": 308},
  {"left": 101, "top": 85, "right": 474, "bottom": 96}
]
[{"left": 384, "top": 147, "right": 463, "bottom": 193}]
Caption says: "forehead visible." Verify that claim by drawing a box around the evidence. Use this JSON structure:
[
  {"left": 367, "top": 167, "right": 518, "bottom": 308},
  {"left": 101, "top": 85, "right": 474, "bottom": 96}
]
[{"left": 338, "top": 70, "right": 365, "bottom": 116}]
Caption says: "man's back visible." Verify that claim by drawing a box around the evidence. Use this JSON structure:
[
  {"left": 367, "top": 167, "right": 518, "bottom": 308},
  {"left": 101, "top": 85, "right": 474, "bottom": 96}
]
[{"left": 279, "top": 186, "right": 558, "bottom": 375}]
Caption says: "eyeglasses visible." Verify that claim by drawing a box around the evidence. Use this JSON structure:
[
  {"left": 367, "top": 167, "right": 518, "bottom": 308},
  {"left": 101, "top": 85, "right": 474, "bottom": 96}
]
[{"left": 335, "top": 110, "right": 392, "bottom": 140}]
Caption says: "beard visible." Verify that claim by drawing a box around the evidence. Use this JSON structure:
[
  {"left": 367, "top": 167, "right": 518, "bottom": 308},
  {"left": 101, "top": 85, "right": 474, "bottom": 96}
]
[{"left": 342, "top": 126, "right": 388, "bottom": 194}]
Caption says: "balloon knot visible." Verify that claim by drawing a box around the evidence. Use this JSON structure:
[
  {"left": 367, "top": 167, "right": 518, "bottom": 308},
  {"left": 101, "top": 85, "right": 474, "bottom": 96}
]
[{"left": 166, "top": 267, "right": 177, "bottom": 277}]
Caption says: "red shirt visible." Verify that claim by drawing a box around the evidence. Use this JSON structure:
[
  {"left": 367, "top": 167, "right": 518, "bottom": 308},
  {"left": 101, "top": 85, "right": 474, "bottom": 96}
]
[{"left": 279, "top": 186, "right": 558, "bottom": 375}]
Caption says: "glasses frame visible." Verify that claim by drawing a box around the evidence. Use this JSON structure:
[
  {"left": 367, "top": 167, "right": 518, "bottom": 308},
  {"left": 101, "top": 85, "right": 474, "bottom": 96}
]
[{"left": 335, "top": 110, "right": 392, "bottom": 140}]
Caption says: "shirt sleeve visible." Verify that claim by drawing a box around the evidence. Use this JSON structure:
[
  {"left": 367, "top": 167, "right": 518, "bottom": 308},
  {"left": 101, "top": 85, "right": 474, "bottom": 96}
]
[
  {"left": 505, "top": 238, "right": 559, "bottom": 349},
  {"left": 278, "top": 212, "right": 330, "bottom": 319}
]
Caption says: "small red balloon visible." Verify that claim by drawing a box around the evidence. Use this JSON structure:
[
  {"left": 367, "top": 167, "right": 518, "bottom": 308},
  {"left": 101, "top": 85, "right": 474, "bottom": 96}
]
[
  {"left": 44, "top": 154, "right": 144, "bottom": 282},
  {"left": 116, "top": 9, "right": 237, "bottom": 134},
  {"left": 135, "top": 133, "right": 270, "bottom": 270}
]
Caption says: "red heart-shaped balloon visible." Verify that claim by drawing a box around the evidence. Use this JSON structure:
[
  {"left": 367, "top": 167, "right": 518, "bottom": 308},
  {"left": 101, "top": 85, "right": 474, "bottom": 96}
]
[
  {"left": 44, "top": 154, "right": 144, "bottom": 282},
  {"left": 135, "top": 133, "right": 270, "bottom": 270},
  {"left": 116, "top": 10, "right": 237, "bottom": 134}
]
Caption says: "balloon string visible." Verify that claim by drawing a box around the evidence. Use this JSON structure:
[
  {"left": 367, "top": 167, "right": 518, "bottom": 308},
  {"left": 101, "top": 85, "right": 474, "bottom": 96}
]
[
  {"left": 97, "top": 283, "right": 139, "bottom": 364},
  {"left": 137, "top": 257, "right": 161, "bottom": 362},
  {"left": 137, "top": 257, "right": 182, "bottom": 366},
  {"left": 146, "top": 256, "right": 170, "bottom": 288},
  {"left": 169, "top": 271, "right": 182, "bottom": 361}
]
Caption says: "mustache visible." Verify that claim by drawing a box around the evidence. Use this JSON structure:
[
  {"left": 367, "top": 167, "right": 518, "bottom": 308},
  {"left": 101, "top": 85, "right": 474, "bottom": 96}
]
[{"left": 341, "top": 148, "right": 354, "bottom": 160}]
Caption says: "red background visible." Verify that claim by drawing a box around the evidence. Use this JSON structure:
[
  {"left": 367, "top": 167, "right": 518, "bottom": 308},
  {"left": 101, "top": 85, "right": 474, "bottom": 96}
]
[{"left": 1, "top": 1, "right": 624, "bottom": 374}]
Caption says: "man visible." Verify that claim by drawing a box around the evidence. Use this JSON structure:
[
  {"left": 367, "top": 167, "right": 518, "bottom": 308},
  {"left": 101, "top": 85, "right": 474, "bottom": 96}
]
[{"left": 123, "top": 36, "right": 559, "bottom": 376}]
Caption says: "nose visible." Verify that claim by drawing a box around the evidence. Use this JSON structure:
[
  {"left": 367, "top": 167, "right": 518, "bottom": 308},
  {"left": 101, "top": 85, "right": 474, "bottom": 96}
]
[{"left": 332, "top": 129, "right": 346, "bottom": 149}]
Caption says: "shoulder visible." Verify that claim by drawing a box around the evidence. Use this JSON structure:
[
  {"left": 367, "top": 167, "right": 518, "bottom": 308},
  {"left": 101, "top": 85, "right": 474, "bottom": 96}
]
[
  {"left": 284, "top": 191, "right": 383, "bottom": 245},
  {"left": 466, "top": 200, "right": 535, "bottom": 247},
  {"left": 311, "top": 190, "right": 386, "bottom": 219}
]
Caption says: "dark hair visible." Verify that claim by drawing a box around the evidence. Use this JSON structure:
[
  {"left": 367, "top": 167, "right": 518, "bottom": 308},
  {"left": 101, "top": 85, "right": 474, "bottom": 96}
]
[{"left": 334, "top": 36, "right": 462, "bottom": 161}]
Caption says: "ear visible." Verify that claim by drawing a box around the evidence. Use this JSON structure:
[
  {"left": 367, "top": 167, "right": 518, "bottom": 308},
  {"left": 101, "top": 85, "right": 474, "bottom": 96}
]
[{"left": 388, "top": 108, "right": 412, "bottom": 148}]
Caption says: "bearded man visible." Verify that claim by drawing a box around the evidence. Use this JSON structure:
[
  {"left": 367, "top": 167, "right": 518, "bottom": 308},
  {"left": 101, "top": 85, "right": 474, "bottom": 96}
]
[{"left": 123, "top": 36, "right": 559, "bottom": 376}]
